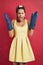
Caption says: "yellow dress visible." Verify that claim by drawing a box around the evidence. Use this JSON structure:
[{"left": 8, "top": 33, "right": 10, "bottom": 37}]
[{"left": 9, "top": 19, "right": 35, "bottom": 63}]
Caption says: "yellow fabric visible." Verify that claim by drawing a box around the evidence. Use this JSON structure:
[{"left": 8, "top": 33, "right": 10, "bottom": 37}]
[{"left": 9, "top": 19, "right": 35, "bottom": 63}]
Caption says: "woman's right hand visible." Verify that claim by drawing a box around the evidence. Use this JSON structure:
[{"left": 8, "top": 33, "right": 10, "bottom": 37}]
[
  {"left": 4, "top": 13, "right": 15, "bottom": 38},
  {"left": 4, "top": 13, "right": 13, "bottom": 30}
]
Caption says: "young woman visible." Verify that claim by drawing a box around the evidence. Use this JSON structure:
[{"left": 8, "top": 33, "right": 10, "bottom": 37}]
[{"left": 4, "top": 5, "right": 38, "bottom": 65}]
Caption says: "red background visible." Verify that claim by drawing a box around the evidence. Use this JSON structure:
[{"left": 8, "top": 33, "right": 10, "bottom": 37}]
[{"left": 0, "top": 0, "right": 43, "bottom": 65}]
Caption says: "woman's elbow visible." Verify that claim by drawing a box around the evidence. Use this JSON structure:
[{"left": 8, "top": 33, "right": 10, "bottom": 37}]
[
  {"left": 9, "top": 33, "right": 14, "bottom": 38},
  {"left": 8, "top": 30, "right": 14, "bottom": 38},
  {"left": 28, "top": 29, "right": 34, "bottom": 36}
]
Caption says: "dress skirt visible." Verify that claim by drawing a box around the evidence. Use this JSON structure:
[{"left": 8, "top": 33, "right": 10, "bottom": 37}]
[{"left": 9, "top": 36, "right": 35, "bottom": 63}]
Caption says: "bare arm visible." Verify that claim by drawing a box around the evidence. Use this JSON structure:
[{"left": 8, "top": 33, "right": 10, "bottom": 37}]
[
  {"left": 27, "top": 20, "right": 34, "bottom": 36},
  {"left": 28, "top": 29, "right": 34, "bottom": 36},
  {"left": 8, "top": 20, "right": 15, "bottom": 38},
  {"left": 27, "top": 11, "right": 38, "bottom": 36}
]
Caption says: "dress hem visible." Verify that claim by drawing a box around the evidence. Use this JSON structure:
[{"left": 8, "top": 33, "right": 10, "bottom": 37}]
[{"left": 9, "top": 58, "right": 35, "bottom": 63}]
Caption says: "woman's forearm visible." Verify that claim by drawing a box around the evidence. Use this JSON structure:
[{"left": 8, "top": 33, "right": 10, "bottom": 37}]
[
  {"left": 8, "top": 29, "right": 15, "bottom": 38},
  {"left": 28, "top": 29, "right": 34, "bottom": 36},
  {"left": 4, "top": 13, "right": 15, "bottom": 38},
  {"left": 28, "top": 11, "right": 38, "bottom": 36}
]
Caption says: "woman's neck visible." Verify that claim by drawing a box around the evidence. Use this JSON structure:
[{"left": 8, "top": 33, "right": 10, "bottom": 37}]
[{"left": 17, "top": 19, "right": 25, "bottom": 23}]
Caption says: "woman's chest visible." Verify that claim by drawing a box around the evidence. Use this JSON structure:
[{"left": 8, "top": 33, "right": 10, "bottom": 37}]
[{"left": 14, "top": 22, "right": 28, "bottom": 33}]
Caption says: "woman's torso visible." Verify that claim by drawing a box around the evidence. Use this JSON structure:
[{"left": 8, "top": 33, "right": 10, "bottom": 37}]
[{"left": 13, "top": 19, "right": 28, "bottom": 38}]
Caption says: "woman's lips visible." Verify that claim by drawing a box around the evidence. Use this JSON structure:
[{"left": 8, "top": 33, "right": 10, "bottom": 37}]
[{"left": 19, "top": 17, "right": 23, "bottom": 19}]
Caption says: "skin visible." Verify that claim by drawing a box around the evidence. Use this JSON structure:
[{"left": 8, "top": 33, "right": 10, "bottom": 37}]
[
  {"left": 16, "top": 9, "right": 25, "bottom": 22},
  {"left": 8, "top": 9, "right": 34, "bottom": 65}
]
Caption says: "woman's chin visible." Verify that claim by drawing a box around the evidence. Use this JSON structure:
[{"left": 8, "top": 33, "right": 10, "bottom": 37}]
[
  {"left": 19, "top": 18, "right": 24, "bottom": 22},
  {"left": 17, "top": 18, "right": 25, "bottom": 22}
]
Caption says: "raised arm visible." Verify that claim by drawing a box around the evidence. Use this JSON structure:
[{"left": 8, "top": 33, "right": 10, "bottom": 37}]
[
  {"left": 28, "top": 11, "right": 38, "bottom": 36},
  {"left": 8, "top": 20, "right": 15, "bottom": 38},
  {"left": 4, "top": 13, "right": 15, "bottom": 38}
]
